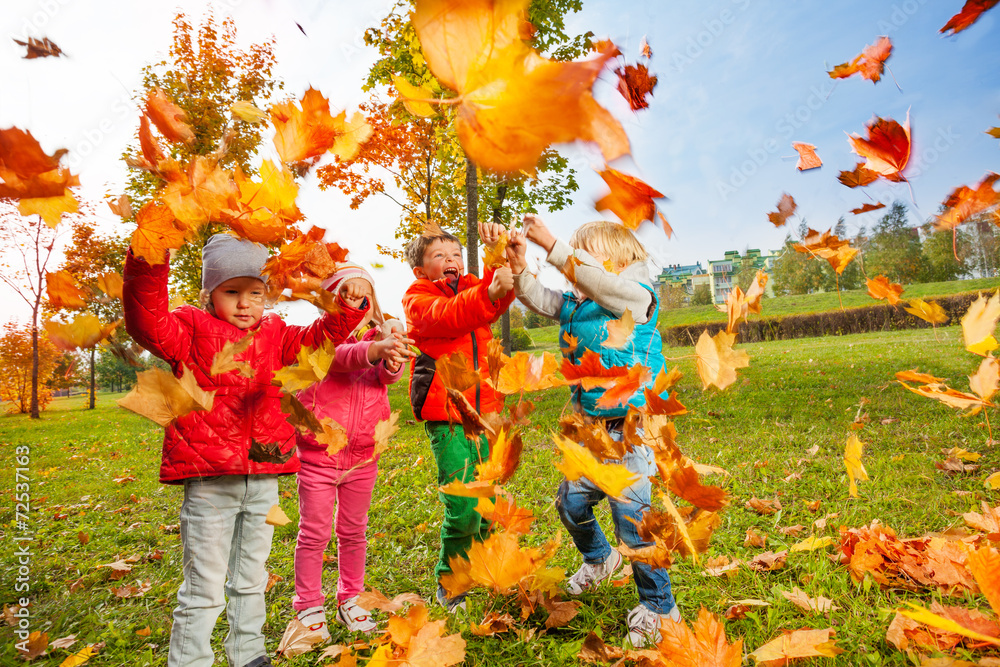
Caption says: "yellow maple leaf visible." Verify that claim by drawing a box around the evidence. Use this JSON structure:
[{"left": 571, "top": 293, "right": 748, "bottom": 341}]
[
  {"left": 19, "top": 189, "right": 78, "bottom": 227},
  {"left": 843, "top": 433, "right": 868, "bottom": 498},
  {"left": 116, "top": 366, "right": 215, "bottom": 427},
  {"left": 962, "top": 291, "right": 1000, "bottom": 356},
  {"left": 271, "top": 341, "right": 336, "bottom": 393},
  {"left": 330, "top": 110, "right": 373, "bottom": 162},
  {"left": 210, "top": 332, "right": 256, "bottom": 378},
  {"left": 904, "top": 298, "right": 949, "bottom": 325},
  {"left": 604, "top": 308, "right": 635, "bottom": 349},
  {"left": 553, "top": 433, "right": 638, "bottom": 499},
  {"left": 393, "top": 76, "right": 437, "bottom": 117},
  {"left": 789, "top": 536, "right": 835, "bottom": 552},
  {"left": 44, "top": 314, "right": 121, "bottom": 351},
  {"left": 695, "top": 330, "right": 749, "bottom": 391}
]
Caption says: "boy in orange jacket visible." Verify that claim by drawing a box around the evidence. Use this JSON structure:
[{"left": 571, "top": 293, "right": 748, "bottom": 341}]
[{"left": 401, "top": 221, "right": 514, "bottom": 611}]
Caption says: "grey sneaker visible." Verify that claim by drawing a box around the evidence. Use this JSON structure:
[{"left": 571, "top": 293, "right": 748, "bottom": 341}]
[
  {"left": 295, "top": 605, "right": 330, "bottom": 642},
  {"left": 336, "top": 595, "right": 377, "bottom": 633},
  {"left": 435, "top": 584, "right": 468, "bottom": 613},
  {"left": 565, "top": 549, "right": 623, "bottom": 595},
  {"left": 626, "top": 603, "right": 681, "bottom": 648}
]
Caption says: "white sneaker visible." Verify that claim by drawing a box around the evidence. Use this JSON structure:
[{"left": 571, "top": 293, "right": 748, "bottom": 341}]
[
  {"left": 336, "top": 595, "right": 377, "bottom": 633},
  {"left": 626, "top": 603, "right": 681, "bottom": 648},
  {"left": 565, "top": 549, "right": 623, "bottom": 595},
  {"left": 296, "top": 605, "right": 330, "bottom": 642}
]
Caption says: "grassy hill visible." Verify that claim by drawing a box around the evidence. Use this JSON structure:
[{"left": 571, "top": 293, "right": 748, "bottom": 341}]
[{"left": 658, "top": 276, "right": 1000, "bottom": 328}]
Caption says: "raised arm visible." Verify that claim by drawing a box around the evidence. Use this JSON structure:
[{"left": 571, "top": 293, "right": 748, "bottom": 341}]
[
  {"left": 279, "top": 300, "right": 367, "bottom": 367},
  {"left": 122, "top": 250, "right": 191, "bottom": 363},
  {"left": 403, "top": 269, "right": 514, "bottom": 338}
]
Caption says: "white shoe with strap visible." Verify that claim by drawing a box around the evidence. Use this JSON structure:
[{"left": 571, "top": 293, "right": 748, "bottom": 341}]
[
  {"left": 565, "top": 549, "right": 623, "bottom": 596},
  {"left": 336, "top": 595, "right": 377, "bottom": 633},
  {"left": 296, "top": 606, "right": 330, "bottom": 642},
  {"left": 626, "top": 603, "right": 682, "bottom": 648}
]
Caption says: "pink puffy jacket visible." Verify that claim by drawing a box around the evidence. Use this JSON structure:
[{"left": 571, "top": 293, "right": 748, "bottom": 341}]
[
  {"left": 295, "top": 326, "right": 404, "bottom": 469},
  {"left": 123, "top": 251, "right": 365, "bottom": 483}
]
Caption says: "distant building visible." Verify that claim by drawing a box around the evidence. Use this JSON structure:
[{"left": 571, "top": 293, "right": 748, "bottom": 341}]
[
  {"left": 653, "top": 262, "right": 707, "bottom": 305},
  {"left": 707, "top": 249, "right": 778, "bottom": 304}
]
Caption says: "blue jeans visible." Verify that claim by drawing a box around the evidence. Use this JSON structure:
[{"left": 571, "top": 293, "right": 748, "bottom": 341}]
[
  {"left": 556, "top": 437, "right": 676, "bottom": 614},
  {"left": 169, "top": 475, "right": 278, "bottom": 667}
]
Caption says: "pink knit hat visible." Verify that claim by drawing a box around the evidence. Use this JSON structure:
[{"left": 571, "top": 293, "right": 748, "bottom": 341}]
[{"left": 322, "top": 262, "right": 384, "bottom": 325}]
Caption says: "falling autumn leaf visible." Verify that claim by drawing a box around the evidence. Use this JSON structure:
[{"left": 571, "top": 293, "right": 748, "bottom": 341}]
[
  {"left": 767, "top": 193, "right": 796, "bottom": 227},
  {"left": 19, "top": 190, "right": 79, "bottom": 227},
  {"left": 851, "top": 202, "right": 886, "bottom": 215},
  {"left": 13, "top": 36, "right": 63, "bottom": 58},
  {"left": 145, "top": 88, "right": 195, "bottom": 145},
  {"left": 393, "top": 76, "right": 438, "bottom": 118},
  {"left": 866, "top": 275, "right": 904, "bottom": 305},
  {"left": 482, "top": 231, "right": 509, "bottom": 269},
  {"left": 46, "top": 270, "right": 88, "bottom": 309},
  {"left": 372, "top": 411, "right": 401, "bottom": 457},
  {"left": 210, "top": 332, "right": 256, "bottom": 378},
  {"left": 553, "top": 433, "right": 639, "bottom": 499},
  {"left": 941, "top": 0, "right": 999, "bottom": 35},
  {"left": 271, "top": 341, "right": 336, "bottom": 393},
  {"left": 604, "top": 308, "right": 635, "bottom": 348},
  {"left": 794, "top": 227, "right": 859, "bottom": 274},
  {"left": 0, "top": 127, "right": 80, "bottom": 200},
  {"left": 560, "top": 349, "right": 630, "bottom": 390},
  {"left": 615, "top": 63, "right": 658, "bottom": 111},
  {"left": 494, "top": 351, "right": 561, "bottom": 395},
  {"left": 44, "top": 314, "right": 121, "bottom": 351},
  {"left": 748, "top": 628, "right": 844, "bottom": 664},
  {"left": 329, "top": 110, "right": 374, "bottom": 162},
  {"left": 476, "top": 495, "right": 535, "bottom": 535},
  {"left": 904, "top": 299, "right": 949, "bottom": 325},
  {"left": 962, "top": 291, "right": 1000, "bottom": 356},
  {"left": 843, "top": 433, "right": 868, "bottom": 498},
  {"left": 838, "top": 162, "right": 880, "bottom": 189},
  {"left": 934, "top": 173, "right": 1000, "bottom": 231},
  {"left": 595, "top": 363, "right": 652, "bottom": 410},
  {"left": 230, "top": 101, "right": 268, "bottom": 124},
  {"left": 828, "top": 36, "right": 892, "bottom": 83},
  {"left": 969, "top": 356, "right": 1000, "bottom": 402},
  {"left": 270, "top": 87, "right": 343, "bottom": 164},
  {"left": 791, "top": 142, "right": 822, "bottom": 170},
  {"left": 594, "top": 167, "right": 669, "bottom": 233},
  {"left": 230, "top": 160, "right": 302, "bottom": 243},
  {"left": 848, "top": 112, "right": 911, "bottom": 181},
  {"left": 695, "top": 330, "right": 749, "bottom": 391},
  {"left": 476, "top": 428, "right": 524, "bottom": 485},
  {"left": 440, "top": 531, "right": 558, "bottom": 596},
  {"left": 355, "top": 589, "right": 425, "bottom": 613},
  {"left": 412, "top": 0, "right": 629, "bottom": 174},
  {"left": 265, "top": 504, "right": 291, "bottom": 527},
  {"left": 117, "top": 366, "right": 215, "bottom": 427}
]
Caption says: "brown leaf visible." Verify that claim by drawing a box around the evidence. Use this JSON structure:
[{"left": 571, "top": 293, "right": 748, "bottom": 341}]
[
  {"left": 791, "top": 142, "right": 822, "bottom": 170},
  {"left": 782, "top": 587, "right": 840, "bottom": 614},
  {"left": 744, "top": 527, "right": 767, "bottom": 549},
  {"left": 767, "top": 193, "right": 797, "bottom": 227},
  {"left": 116, "top": 366, "right": 214, "bottom": 427},
  {"left": 210, "top": 332, "right": 256, "bottom": 377},
  {"left": 745, "top": 497, "right": 781, "bottom": 515},
  {"left": 748, "top": 628, "right": 844, "bottom": 664},
  {"left": 748, "top": 550, "right": 788, "bottom": 572},
  {"left": 13, "top": 36, "right": 63, "bottom": 58}
]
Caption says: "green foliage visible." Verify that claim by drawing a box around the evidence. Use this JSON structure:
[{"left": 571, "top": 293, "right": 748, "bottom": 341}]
[
  {"left": 509, "top": 327, "right": 533, "bottom": 351},
  {"left": 918, "top": 223, "right": 973, "bottom": 282},
  {"left": 659, "top": 284, "right": 688, "bottom": 310},
  {"left": 691, "top": 283, "right": 713, "bottom": 306},
  {"left": 94, "top": 349, "right": 141, "bottom": 392},
  {"left": 771, "top": 237, "right": 830, "bottom": 296},
  {"left": 862, "top": 201, "right": 923, "bottom": 284},
  {"left": 122, "top": 11, "right": 280, "bottom": 304},
  {"left": 523, "top": 310, "right": 551, "bottom": 329}
]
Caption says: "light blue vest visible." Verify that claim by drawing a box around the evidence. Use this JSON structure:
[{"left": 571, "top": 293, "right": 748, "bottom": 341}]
[{"left": 558, "top": 285, "right": 667, "bottom": 418}]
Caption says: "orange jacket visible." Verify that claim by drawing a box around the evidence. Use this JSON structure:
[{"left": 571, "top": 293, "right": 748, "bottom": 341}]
[{"left": 403, "top": 269, "right": 514, "bottom": 422}]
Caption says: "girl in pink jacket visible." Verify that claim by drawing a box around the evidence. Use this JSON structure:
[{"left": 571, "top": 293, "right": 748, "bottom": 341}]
[{"left": 292, "top": 263, "right": 413, "bottom": 637}]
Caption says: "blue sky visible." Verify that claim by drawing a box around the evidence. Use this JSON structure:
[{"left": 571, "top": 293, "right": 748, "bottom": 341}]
[{"left": 1, "top": 0, "right": 997, "bottom": 325}]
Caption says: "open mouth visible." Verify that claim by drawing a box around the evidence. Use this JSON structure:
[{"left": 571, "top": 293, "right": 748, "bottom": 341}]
[{"left": 443, "top": 268, "right": 460, "bottom": 278}]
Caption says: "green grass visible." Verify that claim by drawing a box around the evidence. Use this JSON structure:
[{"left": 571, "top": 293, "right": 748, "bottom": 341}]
[
  {"left": 659, "top": 276, "right": 1000, "bottom": 328},
  {"left": 2, "top": 329, "right": 998, "bottom": 665}
]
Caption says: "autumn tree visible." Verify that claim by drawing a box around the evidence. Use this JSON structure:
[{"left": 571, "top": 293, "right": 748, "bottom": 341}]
[
  {"left": 0, "top": 321, "right": 59, "bottom": 414},
  {"left": 55, "top": 216, "right": 128, "bottom": 409},
  {"left": 0, "top": 202, "right": 62, "bottom": 418},
  {"left": 691, "top": 283, "right": 713, "bottom": 306},
  {"left": 863, "top": 201, "right": 923, "bottom": 284},
  {"left": 919, "top": 221, "right": 972, "bottom": 282},
  {"left": 771, "top": 236, "right": 828, "bottom": 295},
  {"left": 122, "top": 11, "right": 280, "bottom": 303}
]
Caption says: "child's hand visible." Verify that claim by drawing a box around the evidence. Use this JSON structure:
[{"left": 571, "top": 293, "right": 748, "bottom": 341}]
[
  {"left": 371, "top": 331, "right": 415, "bottom": 370},
  {"left": 522, "top": 214, "right": 556, "bottom": 253},
  {"left": 488, "top": 266, "right": 514, "bottom": 301},
  {"left": 478, "top": 220, "right": 505, "bottom": 246},
  {"left": 341, "top": 281, "right": 369, "bottom": 306},
  {"left": 506, "top": 232, "right": 528, "bottom": 275}
]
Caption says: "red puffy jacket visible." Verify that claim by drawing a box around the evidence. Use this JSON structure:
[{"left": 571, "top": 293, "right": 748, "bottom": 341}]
[
  {"left": 403, "top": 269, "right": 514, "bottom": 422},
  {"left": 123, "top": 252, "right": 365, "bottom": 484}
]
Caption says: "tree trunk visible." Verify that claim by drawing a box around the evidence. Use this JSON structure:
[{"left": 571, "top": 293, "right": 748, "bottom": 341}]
[
  {"left": 491, "top": 185, "right": 511, "bottom": 353},
  {"left": 465, "top": 154, "right": 479, "bottom": 278},
  {"left": 89, "top": 347, "right": 96, "bottom": 409},
  {"left": 30, "top": 311, "right": 39, "bottom": 419}
]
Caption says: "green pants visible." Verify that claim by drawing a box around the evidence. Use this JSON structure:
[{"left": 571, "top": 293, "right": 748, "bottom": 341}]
[{"left": 426, "top": 422, "right": 491, "bottom": 579}]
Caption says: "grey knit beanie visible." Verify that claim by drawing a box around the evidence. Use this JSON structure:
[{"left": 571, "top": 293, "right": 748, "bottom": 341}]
[{"left": 201, "top": 234, "right": 269, "bottom": 295}]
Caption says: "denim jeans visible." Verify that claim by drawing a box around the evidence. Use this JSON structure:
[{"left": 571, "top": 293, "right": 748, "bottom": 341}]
[
  {"left": 169, "top": 475, "right": 278, "bottom": 667},
  {"left": 556, "top": 435, "right": 676, "bottom": 614}
]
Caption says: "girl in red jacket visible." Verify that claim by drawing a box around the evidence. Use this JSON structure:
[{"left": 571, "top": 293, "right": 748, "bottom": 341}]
[
  {"left": 123, "top": 234, "right": 366, "bottom": 667},
  {"left": 292, "top": 263, "right": 414, "bottom": 638}
]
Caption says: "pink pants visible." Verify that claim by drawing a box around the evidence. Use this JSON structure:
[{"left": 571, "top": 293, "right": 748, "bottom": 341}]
[{"left": 293, "top": 460, "right": 378, "bottom": 610}]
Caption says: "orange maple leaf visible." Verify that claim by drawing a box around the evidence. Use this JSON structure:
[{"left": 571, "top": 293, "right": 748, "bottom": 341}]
[
  {"left": 441, "top": 531, "right": 557, "bottom": 596},
  {"left": 476, "top": 494, "right": 535, "bottom": 535},
  {"left": 767, "top": 193, "right": 796, "bottom": 227},
  {"left": 46, "top": 270, "right": 88, "bottom": 309},
  {"left": 933, "top": 172, "right": 1000, "bottom": 231},
  {"left": 794, "top": 227, "right": 858, "bottom": 274},
  {"left": 866, "top": 275, "right": 904, "bottom": 305},
  {"left": 791, "top": 142, "right": 822, "bottom": 171},
  {"left": 0, "top": 127, "right": 80, "bottom": 200},
  {"left": 941, "top": 0, "right": 999, "bottom": 35},
  {"left": 848, "top": 112, "right": 911, "bottom": 181},
  {"left": 230, "top": 160, "right": 302, "bottom": 243},
  {"left": 615, "top": 62, "right": 658, "bottom": 111},
  {"left": 838, "top": 162, "right": 880, "bottom": 189},
  {"left": 145, "top": 88, "right": 195, "bottom": 145},
  {"left": 560, "top": 349, "right": 629, "bottom": 390},
  {"left": 437, "top": 350, "right": 482, "bottom": 393},
  {"left": 654, "top": 608, "right": 743, "bottom": 667},
  {"left": 669, "top": 464, "right": 728, "bottom": 512},
  {"left": 594, "top": 167, "right": 668, "bottom": 233},
  {"left": 828, "top": 36, "right": 892, "bottom": 83},
  {"left": 967, "top": 547, "right": 1000, "bottom": 619},
  {"left": 475, "top": 428, "right": 524, "bottom": 485},
  {"left": 899, "top": 380, "right": 995, "bottom": 412},
  {"left": 595, "top": 363, "right": 652, "bottom": 410},
  {"left": 270, "top": 87, "right": 342, "bottom": 164},
  {"left": 851, "top": 202, "right": 886, "bottom": 215},
  {"left": 130, "top": 201, "right": 186, "bottom": 265},
  {"left": 160, "top": 156, "right": 238, "bottom": 232},
  {"left": 749, "top": 629, "right": 844, "bottom": 664},
  {"left": 695, "top": 330, "right": 749, "bottom": 391},
  {"left": 412, "top": 0, "right": 628, "bottom": 174},
  {"left": 745, "top": 270, "right": 768, "bottom": 315},
  {"left": 14, "top": 36, "right": 63, "bottom": 59},
  {"left": 495, "top": 351, "right": 561, "bottom": 394}
]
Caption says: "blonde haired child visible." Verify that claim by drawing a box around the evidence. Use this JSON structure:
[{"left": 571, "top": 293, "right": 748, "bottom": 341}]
[{"left": 507, "top": 215, "right": 678, "bottom": 648}]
